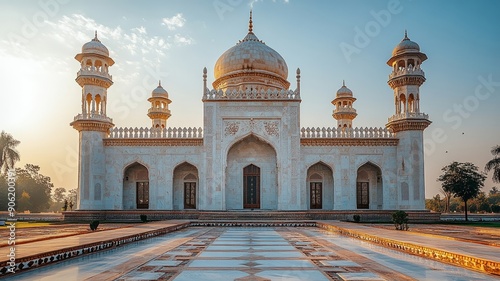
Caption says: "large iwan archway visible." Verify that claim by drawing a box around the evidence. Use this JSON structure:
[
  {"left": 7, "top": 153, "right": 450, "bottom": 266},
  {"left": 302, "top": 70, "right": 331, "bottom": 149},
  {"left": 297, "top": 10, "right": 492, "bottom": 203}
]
[
  {"left": 356, "top": 162, "right": 383, "bottom": 209},
  {"left": 123, "top": 162, "right": 149, "bottom": 210},
  {"left": 225, "top": 135, "right": 277, "bottom": 210}
]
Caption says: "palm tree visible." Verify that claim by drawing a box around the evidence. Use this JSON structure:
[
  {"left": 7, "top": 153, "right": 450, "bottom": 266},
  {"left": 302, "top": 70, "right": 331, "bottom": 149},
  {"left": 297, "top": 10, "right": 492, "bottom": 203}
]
[
  {"left": 485, "top": 145, "right": 500, "bottom": 183},
  {"left": 0, "top": 131, "right": 20, "bottom": 174}
]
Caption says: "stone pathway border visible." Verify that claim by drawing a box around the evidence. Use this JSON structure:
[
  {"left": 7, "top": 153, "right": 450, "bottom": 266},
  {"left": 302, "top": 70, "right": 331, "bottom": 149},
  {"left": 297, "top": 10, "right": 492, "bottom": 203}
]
[
  {"left": 0, "top": 221, "right": 190, "bottom": 276},
  {"left": 317, "top": 221, "right": 500, "bottom": 276}
]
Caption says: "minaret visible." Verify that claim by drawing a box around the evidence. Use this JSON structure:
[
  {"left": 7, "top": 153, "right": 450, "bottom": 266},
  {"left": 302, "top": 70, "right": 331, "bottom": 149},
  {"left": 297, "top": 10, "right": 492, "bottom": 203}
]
[
  {"left": 332, "top": 81, "right": 357, "bottom": 128},
  {"left": 70, "top": 32, "right": 114, "bottom": 210},
  {"left": 386, "top": 31, "right": 431, "bottom": 210},
  {"left": 147, "top": 81, "right": 172, "bottom": 128}
]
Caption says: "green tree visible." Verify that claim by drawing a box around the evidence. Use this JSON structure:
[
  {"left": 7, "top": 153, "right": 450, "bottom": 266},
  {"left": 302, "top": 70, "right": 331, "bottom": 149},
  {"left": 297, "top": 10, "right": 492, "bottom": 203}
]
[
  {"left": 438, "top": 162, "right": 486, "bottom": 221},
  {"left": 18, "top": 190, "right": 32, "bottom": 212},
  {"left": 13, "top": 164, "right": 53, "bottom": 212},
  {"left": 53, "top": 187, "right": 66, "bottom": 203},
  {"left": 0, "top": 131, "right": 20, "bottom": 174},
  {"left": 66, "top": 189, "right": 77, "bottom": 206},
  {"left": 440, "top": 186, "right": 453, "bottom": 213},
  {"left": 485, "top": 145, "right": 500, "bottom": 183},
  {"left": 425, "top": 194, "right": 443, "bottom": 212}
]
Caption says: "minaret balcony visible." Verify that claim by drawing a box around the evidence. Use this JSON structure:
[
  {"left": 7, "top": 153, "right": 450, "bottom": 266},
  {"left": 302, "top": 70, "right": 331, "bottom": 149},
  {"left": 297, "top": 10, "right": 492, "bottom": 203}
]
[
  {"left": 333, "top": 107, "right": 357, "bottom": 114},
  {"left": 148, "top": 108, "right": 171, "bottom": 115},
  {"left": 388, "top": 112, "right": 429, "bottom": 123},
  {"left": 73, "top": 113, "right": 113, "bottom": 123},
  {"left": 389, "top": 67, "right": 424, "bottom": 80},
  {"left": 77, "top": 68, "right": 113, "bottom": 81}
]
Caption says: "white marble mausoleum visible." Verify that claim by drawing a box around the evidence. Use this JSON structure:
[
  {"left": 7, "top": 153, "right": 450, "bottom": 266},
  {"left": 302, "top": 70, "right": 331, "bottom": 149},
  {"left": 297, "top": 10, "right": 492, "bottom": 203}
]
[{"left": 71, "top": 14, "right": 431, "bottom": 212}]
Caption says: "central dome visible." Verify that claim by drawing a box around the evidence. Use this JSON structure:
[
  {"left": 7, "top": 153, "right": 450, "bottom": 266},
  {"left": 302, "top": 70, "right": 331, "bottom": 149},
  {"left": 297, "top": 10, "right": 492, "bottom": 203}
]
[{"left": 212, "top": 13, "right": 289, "bottom": 91}]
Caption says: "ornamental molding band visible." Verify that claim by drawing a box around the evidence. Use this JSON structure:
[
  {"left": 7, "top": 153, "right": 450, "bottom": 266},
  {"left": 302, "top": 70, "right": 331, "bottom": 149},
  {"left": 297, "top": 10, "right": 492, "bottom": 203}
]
[
  {"left": 203, "top": 88, "right": 300, "bottom": 101},
  {"left": 388, "top": 75, "right": 426, "bottom": 88},
  {"left": 386, "top": 119, "right": 432, "bottom": 133},
  {"left": 76, "top": 76, "right": 113, "bottom": 88},
  {"left": 70, "top": 119, "right": 114, "bottom": 132},
  {"left": 301, "top": 138, "right": 399, "bottom": 147},
  {"left": 103, "top": 138, "right": 203, "bottom": 147}
]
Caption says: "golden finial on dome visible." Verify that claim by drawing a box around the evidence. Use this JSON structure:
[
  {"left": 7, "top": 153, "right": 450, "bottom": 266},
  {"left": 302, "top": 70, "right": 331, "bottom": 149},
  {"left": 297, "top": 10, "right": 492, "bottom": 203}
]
[{"left": 249, "top": 10, "right": 253, "bottom": 33}]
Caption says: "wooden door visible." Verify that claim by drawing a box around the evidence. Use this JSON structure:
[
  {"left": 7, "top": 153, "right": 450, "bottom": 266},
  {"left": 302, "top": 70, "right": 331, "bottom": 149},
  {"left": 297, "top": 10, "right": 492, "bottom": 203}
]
[
  {"left": 310, "top": 182, "right": 322, "bottom": 209},
  {"left": 243, "top": 164, "right": 260, "bottom": 209},
  {"left": 356, "top": 182, "right": 369, "bottom": 209},
  {"left": 136, "top": 182, "right": 149, "bottom": 209},
  {"left": 184, "top": 182, "right": 196, "bottom": 209}
]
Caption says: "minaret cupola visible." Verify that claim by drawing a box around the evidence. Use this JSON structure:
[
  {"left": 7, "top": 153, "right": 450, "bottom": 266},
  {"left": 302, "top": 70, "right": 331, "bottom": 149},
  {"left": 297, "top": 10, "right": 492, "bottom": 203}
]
[
  {"left": 332, "top": 81, "right": 357, "bottom": 128},
  {"left": 147, "top": 81, "right": 172, "bottom": 128}
]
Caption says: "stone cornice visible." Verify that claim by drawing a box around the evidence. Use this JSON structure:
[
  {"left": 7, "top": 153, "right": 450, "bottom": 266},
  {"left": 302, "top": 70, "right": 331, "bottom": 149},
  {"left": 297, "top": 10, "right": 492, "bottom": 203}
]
[
  {"left": 386, "top": 119, "right": 431, "bottom": 133},
  {"left": 103, "top": 138, "right": 203, "bottom": 146},
  {"left": 388, "top": 75, "right": 425, "bottom": 88},
  {"left": 76, "top": 76, "right": 113, "bottom": 88},
  {"left": 300, "top": 138, "right": 399, "bottom": 146},
  {"left": 71, "top": 119, "right": 114, "bottom": 132}
]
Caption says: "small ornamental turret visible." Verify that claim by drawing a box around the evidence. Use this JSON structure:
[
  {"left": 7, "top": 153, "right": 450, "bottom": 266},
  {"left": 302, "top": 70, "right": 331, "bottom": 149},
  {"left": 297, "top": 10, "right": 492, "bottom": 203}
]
[
  {"left": 332, "top": 81, "right": 357, "bottom": 129},
  {"left": 147, "top": 81, "right": 172, "bottom": 128}
]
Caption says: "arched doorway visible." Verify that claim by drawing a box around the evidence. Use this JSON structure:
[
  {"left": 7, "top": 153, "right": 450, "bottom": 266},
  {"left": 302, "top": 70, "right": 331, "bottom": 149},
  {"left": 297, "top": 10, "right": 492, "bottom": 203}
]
[
  {"left": 306, "top": 162, "right": 334, "bottom": 210},
  {"left": 226, "top": 135, "right": 277, "bottom": 210},
  {"left": 173, "top": 162, "right": 199, "bottom": 210},
  {"left": 123, "top": 162, "right": 149, "bottom": 209},
  {"left": 356, "top": 162, "right": 383, "bottom": 209}
]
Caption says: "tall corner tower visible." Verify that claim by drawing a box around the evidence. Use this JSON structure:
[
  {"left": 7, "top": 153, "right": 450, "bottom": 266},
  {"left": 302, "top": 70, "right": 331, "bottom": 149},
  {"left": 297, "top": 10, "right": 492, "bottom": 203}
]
[
  {"left": 332, "top": 81, "right": 357, "bottom": 128},
  {"left": 70, "top": 32, "right": 114, "bottom": 210},
  {"left": 147, "top": 81, "right": 172, "bottom": 128},
  {"left": 386, "top": 31, "right": 431, "bottom": 209}
]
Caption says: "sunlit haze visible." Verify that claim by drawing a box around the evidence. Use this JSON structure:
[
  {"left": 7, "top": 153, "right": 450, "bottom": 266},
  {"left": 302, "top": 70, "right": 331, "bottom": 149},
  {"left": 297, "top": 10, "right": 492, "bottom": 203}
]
[{"left": 1, "top": 0, "right": 499, "bottom": 198}]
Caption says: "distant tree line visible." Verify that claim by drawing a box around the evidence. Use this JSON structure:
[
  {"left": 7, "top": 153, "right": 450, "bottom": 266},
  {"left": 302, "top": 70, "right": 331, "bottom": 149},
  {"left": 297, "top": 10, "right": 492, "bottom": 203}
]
[
  {"left": 0, "top": 131, "right": 76, "bottom": 213},
  {"left": 426, "top": 187, "right": 500, "bottom": 214}
]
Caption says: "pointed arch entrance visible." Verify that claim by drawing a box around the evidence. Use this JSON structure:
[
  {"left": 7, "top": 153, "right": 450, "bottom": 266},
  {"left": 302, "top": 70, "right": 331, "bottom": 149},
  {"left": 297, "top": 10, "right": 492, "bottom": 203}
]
[
  {"left": 226, "top": 135, "right": 277, "bottom": 210},
  {"left": 173, "top": 162, "right": 199, "bottom": 210},
  {"left": 306, "top": 162, "right": 334, "bottom": 210},
  {"left": 356, "top": 162, "right": 383, "bottom": 209},
  {"left": 123, "top": 162, "right": 149, "bottom": 209}
]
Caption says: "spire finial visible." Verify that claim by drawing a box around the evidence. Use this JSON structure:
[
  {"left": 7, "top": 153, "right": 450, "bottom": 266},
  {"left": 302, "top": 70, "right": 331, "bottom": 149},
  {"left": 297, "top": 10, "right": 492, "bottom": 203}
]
[
  {"left": 249, "top": 10, "right": 253, "bottom": 33},
  {"left": 159, "top": 80, "right": 161, "bottom": 87},
  {"left": 404, "top": 29, "right": 408, "bottom": 39},
  {"left": 93, "top": 30, "right": 100, "bottom": 42},
  {"left": 343, "top": 80, "right": 345, "bottom": 87}
]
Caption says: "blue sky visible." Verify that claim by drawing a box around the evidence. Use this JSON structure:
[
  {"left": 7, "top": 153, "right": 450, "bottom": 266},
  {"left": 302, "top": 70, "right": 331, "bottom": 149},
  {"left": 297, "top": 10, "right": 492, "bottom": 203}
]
[{"left": 1, "top": 0, "right": 499, "bottom": 198}]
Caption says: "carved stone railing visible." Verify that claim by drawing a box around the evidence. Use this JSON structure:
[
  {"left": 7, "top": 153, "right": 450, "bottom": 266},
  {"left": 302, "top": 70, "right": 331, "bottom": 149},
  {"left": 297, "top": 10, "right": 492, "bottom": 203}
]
[
  {"left": 300, "top": 127, "right": 395, "bottom": 138},
  {"left": 107, "top": 127, "right": 203, "bottom": 139},
  {"left": 77, "top": 68, "right": 113, "bottom": 80},
  {"left": 333, "top": 107, "right": 357, "bottom": 114},
  {"left": 388, "top": 112, "right": 429, "bottom": 123},
  {"left": 73, "top": 113, "right": 113, "bottom": 123},
  {"left": 389, "top": 66, "right": 424, "bottom": 80},
  {"left": 203, "top": 88, "right": 300, "bottom": 101},
  {"left": 147, "top": 108, "right": 171, "bottom": 115}
]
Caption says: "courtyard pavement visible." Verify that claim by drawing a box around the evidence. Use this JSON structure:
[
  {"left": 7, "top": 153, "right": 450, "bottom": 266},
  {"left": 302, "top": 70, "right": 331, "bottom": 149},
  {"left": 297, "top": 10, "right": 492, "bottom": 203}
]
[{"left": 1, "top": 220, "right": 499, "bottom": 280}]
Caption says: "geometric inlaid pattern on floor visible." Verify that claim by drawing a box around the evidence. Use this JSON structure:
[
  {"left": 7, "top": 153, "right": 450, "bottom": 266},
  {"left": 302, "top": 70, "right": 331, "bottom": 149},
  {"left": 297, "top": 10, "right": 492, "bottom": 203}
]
[{"left": 115, "top": 227, "right": 392, "bottom": 281}]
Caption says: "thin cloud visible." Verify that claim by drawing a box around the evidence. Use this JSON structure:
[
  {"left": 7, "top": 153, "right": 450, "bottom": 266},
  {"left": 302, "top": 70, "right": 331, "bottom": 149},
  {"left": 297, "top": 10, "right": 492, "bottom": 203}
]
[{"left": 162, "top": 13, "right": 186, "bottom": 30}]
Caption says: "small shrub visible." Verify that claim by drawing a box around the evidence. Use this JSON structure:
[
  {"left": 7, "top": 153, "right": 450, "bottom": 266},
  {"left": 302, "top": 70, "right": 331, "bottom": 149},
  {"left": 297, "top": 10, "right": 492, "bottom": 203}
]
[
  {"left": 89, "top": 220, "right": 100, "bottom": 231},
  {"left": 353, "top": 214, "right": 361, "bottom": 223},
  {"left": 140, "top": 214, "right": 148, "bottom": 223},
  {"left": 491, "top": 204, "right": 500, "bottom": 213},
  {"left": 392, "top": 210, "right": 409, "bottom": 231}
]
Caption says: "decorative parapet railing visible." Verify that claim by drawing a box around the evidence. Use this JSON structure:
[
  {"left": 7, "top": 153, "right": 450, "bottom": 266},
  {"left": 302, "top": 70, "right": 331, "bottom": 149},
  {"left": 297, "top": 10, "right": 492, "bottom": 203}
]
[
  {"left": 333, "top": 107, "right": 357, "bottom": 114},
  {"left": 73, "top": 113, "right": 113, "bottom": 123},
  {"left": 300, "top": 127, "right": 394, "bottom": 138},
  {"left": 300, "top": 127, "right": 398, "bottom": 146},
  {"left": 77, "top": 68, "right": 113, "bottom": 80},
  {"left": 147, "top": 107, "right": 171, "bottom": 115},
  {"left": 203, "top": 88, "right": 300, "bottom": 101},
  {"left": 388, "top": 112, "right": 429, "bottom": 123},
  {"left": 389, "top": 66, "right": 424, "bottom": 80},
  {"left": 108, "top": 127, "right": 203, "bottom": 139}
]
